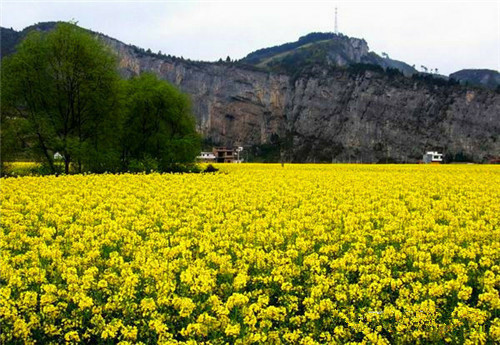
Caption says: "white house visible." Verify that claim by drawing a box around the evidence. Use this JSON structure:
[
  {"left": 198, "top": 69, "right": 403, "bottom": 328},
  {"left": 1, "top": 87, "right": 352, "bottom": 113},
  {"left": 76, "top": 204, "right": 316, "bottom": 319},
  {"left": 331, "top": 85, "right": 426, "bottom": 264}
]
[
  {"left": 196, "top": 152, "right": 216, "bottom": 162},
  {"left": 423, "top": 151, "right": 443, "bottom": 164},
  {"left": 54, "top": 152, "right": 63, "bottom": 160},
  {"left": 197, "top": 147, "right": 244, "bottom": 163}
]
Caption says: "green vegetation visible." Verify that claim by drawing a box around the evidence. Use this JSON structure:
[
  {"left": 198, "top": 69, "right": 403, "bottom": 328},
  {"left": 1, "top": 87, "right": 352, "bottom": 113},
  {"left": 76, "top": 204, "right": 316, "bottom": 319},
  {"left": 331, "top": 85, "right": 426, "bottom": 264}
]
[
  {"left": 240, "top": 32, "right": 417, "bottom": 78},
  {"left": 450, "top": 69, "right": 500, "bottom": 90},
  {"left": 1, "top": 22, "right": 200, "bottom": 175},
  {"left": 242, "top": 32, "right": 338, "bottom": 65},
  {"left": 123, "top": 73, "right": 201, "bottom": 172},
  {"left": 411, "top": 73, "right": 460, "bottom": 87}
]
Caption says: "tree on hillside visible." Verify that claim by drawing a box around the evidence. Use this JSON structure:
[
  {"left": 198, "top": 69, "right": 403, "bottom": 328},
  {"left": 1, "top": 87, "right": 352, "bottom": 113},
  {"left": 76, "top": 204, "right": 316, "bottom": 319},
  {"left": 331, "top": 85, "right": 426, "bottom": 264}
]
[
  {"left": 122, "top": 73, "right": 200, "bottom": 171},
  {"left": 1, "top": 22, "right": 122, "bottom": 174}
]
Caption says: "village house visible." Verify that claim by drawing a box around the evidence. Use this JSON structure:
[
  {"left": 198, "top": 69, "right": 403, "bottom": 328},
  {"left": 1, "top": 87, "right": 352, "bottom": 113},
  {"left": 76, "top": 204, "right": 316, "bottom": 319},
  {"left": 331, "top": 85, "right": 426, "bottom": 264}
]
[
  {"left": 197, "top": 147, "right": 244, "bottom": 163},
  {"left": 196, "top": 152, "right": 216, "bottom": 163},
  {"left": 423, "top": 151, "right": 443, "bottom": 164}
]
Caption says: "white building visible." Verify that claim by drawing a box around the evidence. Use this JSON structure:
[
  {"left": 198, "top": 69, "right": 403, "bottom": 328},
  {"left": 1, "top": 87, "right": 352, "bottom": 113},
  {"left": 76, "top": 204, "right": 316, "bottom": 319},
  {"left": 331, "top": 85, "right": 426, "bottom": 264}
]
[
  {"left": 54, "top": 152, "right": 63, "bottom": 160},
  {"left": 197, "top": 147, "right": 244, "bottom": 163},
  {"left": 423, "top": 151, "right": 443, "bottom": 164},
  {"left": 196, "top": 152, "right": 216, "bottom": 162}
]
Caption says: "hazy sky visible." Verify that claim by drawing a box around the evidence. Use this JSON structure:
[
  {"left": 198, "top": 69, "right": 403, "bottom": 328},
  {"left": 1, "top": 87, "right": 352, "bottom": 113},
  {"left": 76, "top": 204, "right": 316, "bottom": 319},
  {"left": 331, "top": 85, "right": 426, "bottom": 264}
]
[{"left": 1, "top": 0, "right": 499, "bottom": 75}]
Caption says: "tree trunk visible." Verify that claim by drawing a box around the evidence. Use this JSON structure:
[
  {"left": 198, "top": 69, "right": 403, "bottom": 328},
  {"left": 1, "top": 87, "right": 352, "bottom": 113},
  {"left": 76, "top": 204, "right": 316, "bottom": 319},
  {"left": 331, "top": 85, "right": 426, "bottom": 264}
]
[
  {"left": 36, "top": 132, "right": 56, "bottom": 174},
  {"left": 64, "top": 155, "right": 70, "bottom": 174}
]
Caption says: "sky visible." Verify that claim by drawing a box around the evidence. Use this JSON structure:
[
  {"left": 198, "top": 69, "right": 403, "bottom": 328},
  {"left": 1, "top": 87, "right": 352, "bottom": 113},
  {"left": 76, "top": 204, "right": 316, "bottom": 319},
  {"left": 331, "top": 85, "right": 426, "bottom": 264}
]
[{"left": 1, "top": 0, "right": 499, "bottom": 76}]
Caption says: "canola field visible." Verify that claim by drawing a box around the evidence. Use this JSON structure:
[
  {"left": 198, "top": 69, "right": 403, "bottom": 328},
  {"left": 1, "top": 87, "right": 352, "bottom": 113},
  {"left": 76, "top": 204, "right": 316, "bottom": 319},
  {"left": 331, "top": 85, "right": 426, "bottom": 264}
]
[{"left": 1, "top": 164, "right": 499, "bottom": 344}]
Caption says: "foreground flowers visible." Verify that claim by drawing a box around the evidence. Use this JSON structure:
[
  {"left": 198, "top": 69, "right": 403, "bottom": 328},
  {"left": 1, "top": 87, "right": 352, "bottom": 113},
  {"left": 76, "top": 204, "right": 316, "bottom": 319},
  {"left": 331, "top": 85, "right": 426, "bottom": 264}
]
[{"left": 1, "top": 164, "right": 499, "bottom": 344}]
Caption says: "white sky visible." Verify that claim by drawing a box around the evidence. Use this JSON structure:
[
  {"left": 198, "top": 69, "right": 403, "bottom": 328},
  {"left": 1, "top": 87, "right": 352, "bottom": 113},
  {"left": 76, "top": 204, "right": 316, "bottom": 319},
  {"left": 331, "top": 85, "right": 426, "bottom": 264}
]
[{"left": 1, "top": 0, "right": 499, "bottom": 75}]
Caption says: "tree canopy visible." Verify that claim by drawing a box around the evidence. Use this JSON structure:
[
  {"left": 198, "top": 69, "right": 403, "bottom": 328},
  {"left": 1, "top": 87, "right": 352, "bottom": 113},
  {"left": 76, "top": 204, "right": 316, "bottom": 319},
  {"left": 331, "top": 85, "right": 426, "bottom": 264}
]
[
  {"left": 122, "top": 73, "right": 200, "bottom": 171},
  {"left": 1, "top": 22, "right": 200, "bottom": 174}
]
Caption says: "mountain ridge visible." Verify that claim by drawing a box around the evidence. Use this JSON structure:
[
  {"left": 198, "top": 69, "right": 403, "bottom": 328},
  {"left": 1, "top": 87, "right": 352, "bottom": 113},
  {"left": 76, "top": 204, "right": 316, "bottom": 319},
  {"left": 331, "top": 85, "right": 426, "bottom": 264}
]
[
  {"left": 450, "top": 69, "right": 500, "bottom": 90},
  {"left": 240, "top": 32, "right": 418, "bottom": 77},
  {"left": 1, "top": 22, "right": 499, "bottom": 162}
]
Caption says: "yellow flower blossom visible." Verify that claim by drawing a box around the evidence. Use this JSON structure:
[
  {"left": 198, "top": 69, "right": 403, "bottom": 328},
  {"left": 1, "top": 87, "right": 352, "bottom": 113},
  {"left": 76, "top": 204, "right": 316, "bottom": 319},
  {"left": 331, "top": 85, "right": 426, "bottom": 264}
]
[
  {"left": 224, "top": 323, "right": 241, "bottom": 337},
  {"left": 0, "top": 164, "right": 498, "bottom": 343}
]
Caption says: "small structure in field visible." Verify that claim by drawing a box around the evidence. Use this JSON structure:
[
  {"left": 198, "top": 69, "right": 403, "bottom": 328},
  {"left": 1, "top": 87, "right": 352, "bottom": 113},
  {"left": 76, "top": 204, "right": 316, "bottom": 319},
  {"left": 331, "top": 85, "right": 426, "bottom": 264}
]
[
  {"left": 54, "top": 152, "right": 63, "bottom": 160},
  {"left": 196, "top": 152, "right": 216, "bottom": 163},
  {"left": 423, "top": 151, "right": 443, "bottom": 164}
]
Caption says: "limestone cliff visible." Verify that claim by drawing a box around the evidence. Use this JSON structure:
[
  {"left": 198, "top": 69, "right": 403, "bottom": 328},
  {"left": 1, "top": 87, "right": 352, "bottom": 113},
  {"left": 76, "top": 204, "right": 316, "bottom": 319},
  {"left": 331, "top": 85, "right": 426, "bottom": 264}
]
[{"left": 104, "top": 36, "right": 500, "bottom": 163}]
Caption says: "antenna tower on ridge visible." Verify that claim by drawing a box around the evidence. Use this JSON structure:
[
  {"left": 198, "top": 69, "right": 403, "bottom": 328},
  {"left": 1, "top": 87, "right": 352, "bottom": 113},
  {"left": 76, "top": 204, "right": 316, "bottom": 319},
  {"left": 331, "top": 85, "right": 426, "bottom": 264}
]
[{"left": 334, "top": 6, "right": 338, "bottom": 34}]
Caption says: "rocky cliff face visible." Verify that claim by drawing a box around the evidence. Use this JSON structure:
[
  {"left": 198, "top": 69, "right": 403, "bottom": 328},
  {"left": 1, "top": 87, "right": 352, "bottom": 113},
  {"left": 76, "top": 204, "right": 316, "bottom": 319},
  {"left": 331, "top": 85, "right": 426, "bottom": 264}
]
[
  {"left": 3, "top": 23, "right": 499, "bottom": 162},
  {"left": 287, "top": 69, "right": 499, "bottom": 162},
  {"left": 106, "top": 36, "right": 499, "bottom": 162}
]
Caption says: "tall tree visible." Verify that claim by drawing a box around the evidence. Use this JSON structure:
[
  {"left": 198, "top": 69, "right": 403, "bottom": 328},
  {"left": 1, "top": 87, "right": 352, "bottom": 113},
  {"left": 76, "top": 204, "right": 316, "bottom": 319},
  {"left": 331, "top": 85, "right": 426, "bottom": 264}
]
[
  {"left": 122, "top": 73, "right": 200, "bottom": 170},
  {"left": 1, "top": 22, "right": 122, "bottom": 174}
]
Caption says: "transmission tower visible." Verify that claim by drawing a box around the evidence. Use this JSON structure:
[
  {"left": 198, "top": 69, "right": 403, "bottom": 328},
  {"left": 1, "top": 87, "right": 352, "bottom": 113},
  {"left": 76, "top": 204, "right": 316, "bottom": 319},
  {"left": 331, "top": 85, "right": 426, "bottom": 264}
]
[{"left": 334, "top": 6, "right": 338, "bottom": 34}]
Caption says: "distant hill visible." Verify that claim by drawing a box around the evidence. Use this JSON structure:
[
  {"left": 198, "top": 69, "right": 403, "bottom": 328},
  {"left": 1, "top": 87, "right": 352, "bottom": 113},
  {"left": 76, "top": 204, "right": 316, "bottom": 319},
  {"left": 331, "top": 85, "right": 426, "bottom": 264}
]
[
  {"left": 449, "top": 69, "right": 500, "bottom": 90},
  {"left": 0, "top": 27, "right": 22, "bottom": 57},
  {"left": 240, "top": 32, "right": 418, "bottom": 76},
  {"left": 0, "top": 22, "right": 60, "bottom": 57}
]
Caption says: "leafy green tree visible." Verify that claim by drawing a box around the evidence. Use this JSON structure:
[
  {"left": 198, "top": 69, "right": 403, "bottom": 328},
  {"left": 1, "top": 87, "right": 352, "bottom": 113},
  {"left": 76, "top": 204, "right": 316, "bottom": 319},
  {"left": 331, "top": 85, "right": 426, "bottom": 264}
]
[
  {"left": 1, "top": 22, "right": 122, "bottom": 174},
  {"left": 122, "top": 73, "right": 200, "bottom": 171}
]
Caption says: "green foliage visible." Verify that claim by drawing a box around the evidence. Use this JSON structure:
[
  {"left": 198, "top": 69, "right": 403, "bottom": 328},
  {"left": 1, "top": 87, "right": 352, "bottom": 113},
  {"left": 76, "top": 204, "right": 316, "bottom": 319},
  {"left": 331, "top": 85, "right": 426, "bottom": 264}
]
[
  {"left": 2, "top": 23, "right": 200, "bottom": 175},
  {"left": 0, "top": 27, "right": 22, "bottom": 57},
  {"left": 348, "top": 63, "right": 384, "bottom": 75},
  {"left": 122, "top": 73, "right": 201, "bottom": 172},
  {"left": 411, "top": 73, "right": 459, "bottom": 87},
  {"left": 267, "top": 45, "right": 328, "bottom": 75},
  {"left": 127, "top": 155, "right": 159, "bottom": 173},
  {"left": 162, "top": 163, "right": 202, "bottom": 173},
  {"left": 245, "top": 132, "right": 294, "bottom": 163},
  {"left": 1, "top": 162, "right": 63, "bottom": 177},
  {"left": 1, "top": 22, "right": 122, "bottom": 174},
  {"left": 0, "top": 117, "right": 33, "bottom": 171},
  {"left": 444, "top": 152, "right": 473, "bottom": 163},
  {"left": 242, "top": 32, "right": 337, "bottom": 64},
  {"left": 385, "top": 67, "right": 404, "bottom": 78}
]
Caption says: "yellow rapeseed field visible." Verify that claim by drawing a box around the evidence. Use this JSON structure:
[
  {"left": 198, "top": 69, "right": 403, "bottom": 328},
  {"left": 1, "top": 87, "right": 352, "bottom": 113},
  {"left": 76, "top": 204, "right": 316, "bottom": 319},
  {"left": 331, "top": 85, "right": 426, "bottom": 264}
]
[{"left": 1, "top": 164, "right": 499, "bottom": 344}]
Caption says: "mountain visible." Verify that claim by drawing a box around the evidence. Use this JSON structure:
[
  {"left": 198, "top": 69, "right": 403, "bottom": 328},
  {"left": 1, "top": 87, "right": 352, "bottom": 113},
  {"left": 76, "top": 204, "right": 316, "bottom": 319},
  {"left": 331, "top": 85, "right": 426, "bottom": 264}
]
[
  {"left": 1, "top": 22, "right": 58, "bottom": 57},
  {"left": 2, "top": 22, "right": 499, "bottom": 163},
  {"left": 0, "top": 27, "right": 22, "bottom": 57},
  {"left": 240, "top": 32, "right": 417, "bottom": 76},
  {"left": 449, "top": 69, "right": 500, "bottom": 90}
]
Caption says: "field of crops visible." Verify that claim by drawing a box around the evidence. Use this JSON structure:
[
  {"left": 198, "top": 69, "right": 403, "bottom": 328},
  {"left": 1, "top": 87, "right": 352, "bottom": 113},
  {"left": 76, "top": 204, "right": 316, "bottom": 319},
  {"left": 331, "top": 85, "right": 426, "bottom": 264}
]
[{"left": 1, "top": 164, "right": 499, "bottom": 344}]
